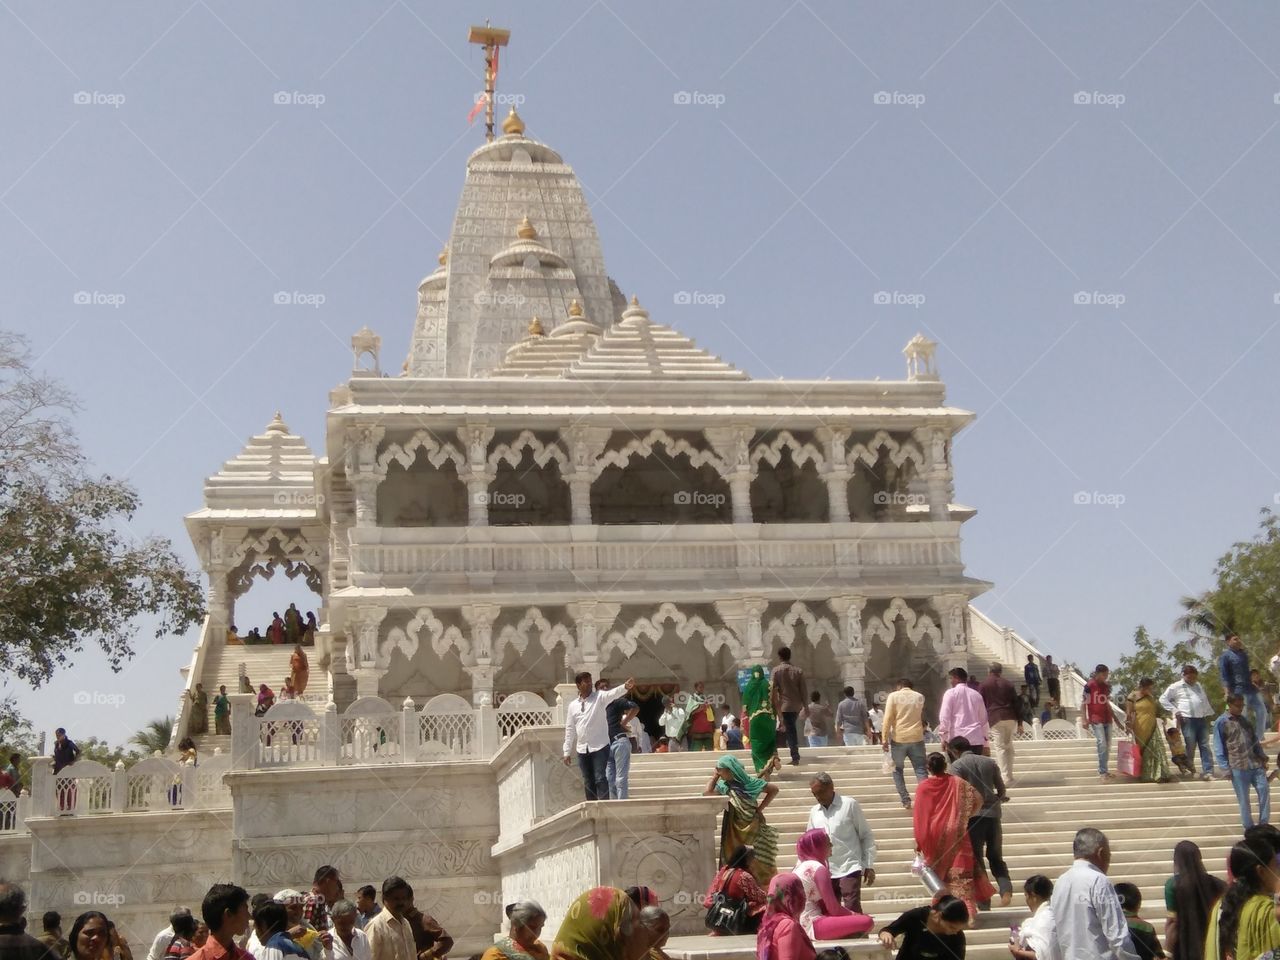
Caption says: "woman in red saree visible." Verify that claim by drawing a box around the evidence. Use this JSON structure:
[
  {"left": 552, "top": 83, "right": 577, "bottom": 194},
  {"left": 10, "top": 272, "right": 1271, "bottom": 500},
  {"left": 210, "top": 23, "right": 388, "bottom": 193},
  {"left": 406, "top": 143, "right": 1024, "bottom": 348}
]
[{"left": 912, "top": 752, "right": 994, "bottom": 924}]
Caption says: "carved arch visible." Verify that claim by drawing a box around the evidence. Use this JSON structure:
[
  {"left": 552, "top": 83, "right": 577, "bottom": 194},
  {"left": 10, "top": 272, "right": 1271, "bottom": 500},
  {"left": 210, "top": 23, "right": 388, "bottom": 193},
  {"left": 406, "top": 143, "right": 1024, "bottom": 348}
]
[
  {"left": 495, "top": 607, "right": 576, "bottom": 661},
  {"left": 602, "top": 603, "right": 740, "bottom": 660},
  {"left": 749, "top": 431, "right": 826, "bottom": 478},
  {"left": 592, "top": 430, "right": 726, "bottom": 480},
  {"left": 488, "top": 431, "right": 570, "bottom": 472},
  {"left": 377, "top": 432, "right": 469, "bottom": 476},
  {"left": 868, "top": 598, "right": 941, "bottom": 647},
  {"left": 846, "top": 431, "right": 925, "bottom": 471},
  {"left": 762, "top": 601, "right": 839, "bottom": 648},
  {"left": 226, "top": 528, "right": 325, "bottom": 596},
  {"left": 379, "top": 608, "right": 467, "bottom": 668}
]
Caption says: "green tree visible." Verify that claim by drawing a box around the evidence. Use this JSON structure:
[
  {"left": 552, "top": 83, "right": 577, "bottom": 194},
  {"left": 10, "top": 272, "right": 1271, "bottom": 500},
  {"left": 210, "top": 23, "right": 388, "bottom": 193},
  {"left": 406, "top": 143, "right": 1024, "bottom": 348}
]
[
  {"left": 1173, "top": 591, "right": 1225, "bottom": 647},
  {"left": 0, "top": 332, "right": 204, "bottom": 690},
  {"left": 128, "top": 717, "right": 173, "bottom": 756},
  {"left": 1110, "top": 625, "right": 1215, "bottom": 703},
  {"left": 76, "top": 736, "right": 134, "bottom": 769}
]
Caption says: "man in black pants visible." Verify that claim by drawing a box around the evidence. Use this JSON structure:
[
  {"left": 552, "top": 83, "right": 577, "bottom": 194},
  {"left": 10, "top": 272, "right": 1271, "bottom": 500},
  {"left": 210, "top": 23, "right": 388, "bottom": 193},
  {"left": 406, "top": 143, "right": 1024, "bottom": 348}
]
[
  {"left": 770, "top": 646, "right": 808, "bottom": 766},
  {"left": 946, "top": 736, "right": 1012, "bottom": 909}
]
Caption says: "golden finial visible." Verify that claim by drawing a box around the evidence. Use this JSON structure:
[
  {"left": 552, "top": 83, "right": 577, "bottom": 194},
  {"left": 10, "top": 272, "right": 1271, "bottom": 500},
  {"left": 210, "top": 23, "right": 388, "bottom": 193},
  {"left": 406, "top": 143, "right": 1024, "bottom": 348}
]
[
  {"left": 516, "top": 216, "right": 537, "bottom": 240},
  {"left": 630, "top": 295, "right": 640, "bottom": 307},
  {"left": 502, "top": 106, "right": 525, "bottom": 136},
  {"left": 438, "top": 247, "right": 448, "bottom": 266},
  {"left": 528, "top": 316, "right": 545, "bottom": 336},
  {"left": 568, "top": 299, "right": 584, "bottom": 318}
]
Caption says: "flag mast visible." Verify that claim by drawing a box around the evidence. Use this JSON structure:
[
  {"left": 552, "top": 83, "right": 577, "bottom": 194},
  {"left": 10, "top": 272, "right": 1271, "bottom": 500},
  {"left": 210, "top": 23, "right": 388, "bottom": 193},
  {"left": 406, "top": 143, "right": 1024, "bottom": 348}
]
[{"left": 467, "top": 23, "right": 510, "bottom": 143}]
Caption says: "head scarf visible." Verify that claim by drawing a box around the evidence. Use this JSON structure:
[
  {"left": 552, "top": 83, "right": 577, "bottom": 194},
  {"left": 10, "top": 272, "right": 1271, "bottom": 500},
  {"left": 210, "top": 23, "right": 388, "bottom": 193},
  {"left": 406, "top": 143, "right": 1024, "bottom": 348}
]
[
  {"left": 258, "top": 684, "right": 273, "bottom": 702},
  {"left": 552, "top": 887, "right": 639, "bottom": 960},
  {"left": 756, "top": 875, "right": 808, "bottom": 960},
  {"left": 795, "top": 828, "right": 829, "bottom": 866},
  {"left": 743, "top": 666, "right": 771, "bottom": 715},
  {"left": 713, "top": 756, "right": 768, "bottom": 802}
]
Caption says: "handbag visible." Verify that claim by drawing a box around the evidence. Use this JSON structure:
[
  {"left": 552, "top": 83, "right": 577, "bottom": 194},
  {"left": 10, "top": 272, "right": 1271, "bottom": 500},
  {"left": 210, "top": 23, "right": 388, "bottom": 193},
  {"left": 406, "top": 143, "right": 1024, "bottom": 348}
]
[{"left": 704, "top": 868, "right": 752, "bottom": 934}]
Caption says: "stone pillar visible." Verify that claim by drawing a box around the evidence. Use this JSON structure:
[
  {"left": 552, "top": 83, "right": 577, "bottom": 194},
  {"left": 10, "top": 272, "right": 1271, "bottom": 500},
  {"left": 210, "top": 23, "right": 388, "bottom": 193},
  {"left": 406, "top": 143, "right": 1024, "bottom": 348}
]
[
  {"left": 562, "top": 425, "right": 611, "bottom": 525},
  {"left": 816, "top": 427, "right": 852, "bottom": 523},
  {"left": 320, "top": 701, "right": 340, "bottom": 766},
  {"left": 228, "top": 693, "right": 257, "bottom": 770},
  {"left": 458, "top": 422, "right": 495, "bottom": 527},
  {"left": 467, "top": 478, "right": 490, "bottom": 527},
  {"left": 706, "top": 425, "right": 755, "bottom": 524},
  {"left": 400, "top": 697, "right": 419, "bottom": 762},
  {"left": 833, "top": 656, "right": 867, "bottom": 700},
  {"left": 915, "top": 426, "right": 954, "bottom": 521},
  {"left": 934, "top": 593, "right": 970, "bottom": 671},
  {"left": 352, "top": 474, "right": 379, "bottom": 527},
  {"left": 566, "top": 601, "right": 620, "bottom": 676},
  {"left": 207, "top": 564, "right": 231, "bottom": 633},
  {"left": 345, "top": 423, "right": 386, "bottom": 528},
  {"left": 30, "top": 757, "right": 52, "bottom": 818}
]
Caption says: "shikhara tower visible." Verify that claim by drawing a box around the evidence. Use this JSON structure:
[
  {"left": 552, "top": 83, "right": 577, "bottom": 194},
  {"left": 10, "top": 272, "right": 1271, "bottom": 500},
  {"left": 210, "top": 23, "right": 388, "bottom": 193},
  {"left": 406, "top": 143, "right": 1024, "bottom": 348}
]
[{"left": 181, "top": 93, "right": 997, "bottom": 739}]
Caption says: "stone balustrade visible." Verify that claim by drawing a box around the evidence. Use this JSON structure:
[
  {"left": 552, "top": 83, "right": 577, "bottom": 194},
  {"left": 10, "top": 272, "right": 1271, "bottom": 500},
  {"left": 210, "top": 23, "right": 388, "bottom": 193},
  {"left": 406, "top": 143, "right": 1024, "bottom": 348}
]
[
  {"left": 347, "top": 522, "right": 963, "bottom": 586},
  {"left": 226, "top": 689, "right": 559, "bottom": 770}
]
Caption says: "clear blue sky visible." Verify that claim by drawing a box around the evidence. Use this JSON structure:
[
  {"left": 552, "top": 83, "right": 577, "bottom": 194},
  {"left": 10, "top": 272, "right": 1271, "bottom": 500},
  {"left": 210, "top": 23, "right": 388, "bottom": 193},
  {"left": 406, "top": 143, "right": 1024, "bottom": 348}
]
[{"left": 5, "top": 2, "right": 1279, "bottom": 746}]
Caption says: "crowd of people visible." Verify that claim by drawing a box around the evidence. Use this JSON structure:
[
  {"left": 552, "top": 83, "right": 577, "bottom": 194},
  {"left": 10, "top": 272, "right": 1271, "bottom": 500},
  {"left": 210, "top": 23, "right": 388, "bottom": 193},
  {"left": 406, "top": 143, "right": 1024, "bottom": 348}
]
[{"left": 225, "top": 605, "right": 319, "bottom": 648}]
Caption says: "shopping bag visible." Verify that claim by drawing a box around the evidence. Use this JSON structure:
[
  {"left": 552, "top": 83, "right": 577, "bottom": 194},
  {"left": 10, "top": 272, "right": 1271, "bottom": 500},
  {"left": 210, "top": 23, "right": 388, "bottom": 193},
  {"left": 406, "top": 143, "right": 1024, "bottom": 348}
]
[
  {"left": 1117, "top": 738, "right": 1141, "bottom": 777},
  {"left": 881, "top": 752, "right": 894, "bottom": 776}
]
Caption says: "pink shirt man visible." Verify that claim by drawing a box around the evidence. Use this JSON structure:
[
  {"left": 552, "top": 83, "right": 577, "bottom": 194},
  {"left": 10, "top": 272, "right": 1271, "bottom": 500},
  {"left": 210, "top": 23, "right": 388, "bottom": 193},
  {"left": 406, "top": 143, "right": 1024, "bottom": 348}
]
[{"left": 938, "top": 679, "right": 989, "bottom": 746}]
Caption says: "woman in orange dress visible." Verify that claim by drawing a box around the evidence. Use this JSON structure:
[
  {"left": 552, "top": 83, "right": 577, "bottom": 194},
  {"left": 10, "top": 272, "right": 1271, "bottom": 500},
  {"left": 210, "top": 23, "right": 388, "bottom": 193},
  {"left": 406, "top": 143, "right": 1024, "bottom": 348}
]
[{"left": 290, "top": 644, "right": 309, "bottom": 695}]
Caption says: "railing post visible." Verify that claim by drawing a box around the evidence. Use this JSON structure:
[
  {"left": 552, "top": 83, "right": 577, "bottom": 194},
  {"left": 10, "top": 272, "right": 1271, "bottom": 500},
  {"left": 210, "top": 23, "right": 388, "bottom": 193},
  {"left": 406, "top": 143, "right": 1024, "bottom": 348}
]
[
  {"left": 181, "top": 761, "right": 198, "bottom": 808},
  {"left": 401, "top": 698, "right": 417, "bottom": 764},
  {"left": 111, "top": 761, "right": 127, "bottom": 813},
  {"left": 15, "top": 790, "right": 31, "bottom": 833},
  {"left": 1076, "top": 716, "right": 1087, "bottom": 740},
  {"left": 322, "top": 702, "right": 340, "bottom": 767},
  {"left": 477, "top": 703, "right": 498, "bottom": 757},
  {"left": 1032, "top": 718, "right": 1043, "bottom": 740},
  {"left": 229, "top": 693, "right": 257, "bottom": 770},
  {"left": 31, "top": 757, "right": 52, "bottom": 818}
]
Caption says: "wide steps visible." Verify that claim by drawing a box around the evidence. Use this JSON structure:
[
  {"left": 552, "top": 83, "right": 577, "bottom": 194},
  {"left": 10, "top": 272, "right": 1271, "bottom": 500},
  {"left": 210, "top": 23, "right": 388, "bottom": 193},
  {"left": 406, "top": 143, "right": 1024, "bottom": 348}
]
[{"left": 633, "top": 740, "right": 1229, "bottom": 960}]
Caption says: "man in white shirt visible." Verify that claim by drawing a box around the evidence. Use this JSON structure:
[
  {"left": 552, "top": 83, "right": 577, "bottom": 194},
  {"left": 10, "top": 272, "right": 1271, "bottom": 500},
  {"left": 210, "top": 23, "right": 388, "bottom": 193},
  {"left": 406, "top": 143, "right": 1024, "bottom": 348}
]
[
  {"left": 148, "top": 908, "right": 193, "bottom": 960},
  {"left": 327, "top": 901, "right": 371, "bottom": 960},
  {"left": 562, "top": 671, "right": 636, "bottom": 801},
  {"left": 1159, "top": 664, "right": 1217, "bottom": 779},
  {"left": 365, "top": 878, "right": 415, "bottom": 960},
  {"left": 1049, "top": 828, "right": 1138, "bottom": 960},
  {"left": 806, "top": 772, "right": 877, "bottom": 915},
  {"left": 659, "top": 696, "right": 686, "bottom": 751}
]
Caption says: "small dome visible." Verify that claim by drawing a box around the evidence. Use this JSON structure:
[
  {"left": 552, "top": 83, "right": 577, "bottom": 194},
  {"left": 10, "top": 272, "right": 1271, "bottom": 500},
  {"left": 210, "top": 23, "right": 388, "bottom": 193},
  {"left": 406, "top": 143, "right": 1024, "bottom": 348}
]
[
  {"left": 516, "top": 217, "right": 537, "bottom": 240},
  {"left": 528, "top": 316, "right": 546, "bottom": 337},
  {"left": 568, "top": 299, "right": 584, "bottom": 318},
  {"left": 502, "top": 106, "right": 525, "bottom": 136},
  {"left": 620, "top": 296, "right": 650, "bottom": 324},
  {"left": 438, "top": 247, "right": 448, "bottom": 266}
]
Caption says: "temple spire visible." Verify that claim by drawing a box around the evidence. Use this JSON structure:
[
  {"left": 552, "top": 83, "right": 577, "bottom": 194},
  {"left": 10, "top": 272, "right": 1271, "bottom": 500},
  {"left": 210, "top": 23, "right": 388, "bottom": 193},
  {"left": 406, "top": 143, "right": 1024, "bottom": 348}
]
[{"left": 468, "top": 23, "right": 510, "bottom": 143}]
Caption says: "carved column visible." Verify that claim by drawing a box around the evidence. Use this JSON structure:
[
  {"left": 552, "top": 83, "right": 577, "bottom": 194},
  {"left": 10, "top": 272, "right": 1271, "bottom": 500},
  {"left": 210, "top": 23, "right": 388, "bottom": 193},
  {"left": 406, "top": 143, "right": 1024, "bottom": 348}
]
[
  {"left": 348, "top": 606, "right": 388, "bottom": 699},
  {"left": 566, "top": 601, "right": 621, "bottom": 676},
  {"left": 915, "top": 426, "right": 954, "bottom": 521},
  {"left": 562, "top": 425, "right": 611, "bottom": 525},
  {"left": 934, "top": 593, "right": 970, "bottom": 671},
  {"left": 462, "top": 603, "right": 501, "bottom": 705},
  {"left": 816, "top": 427, "right": 852, "bottom": 523},
  {"left": 706, "top": 425, "right": 754, "bottom": 524},
  {"left": 459, "top": 423, "right": 495, "bottom": 527},
  {"left": 345, "top": 423, "right": 386, "bottom": 528}
]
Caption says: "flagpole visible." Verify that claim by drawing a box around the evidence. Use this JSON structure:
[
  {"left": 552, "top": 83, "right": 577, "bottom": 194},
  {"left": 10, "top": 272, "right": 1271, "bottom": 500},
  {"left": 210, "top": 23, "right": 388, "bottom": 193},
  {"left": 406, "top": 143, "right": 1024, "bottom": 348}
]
[{"left": 467, "top": 25, "right": 510, "bottom": 143}]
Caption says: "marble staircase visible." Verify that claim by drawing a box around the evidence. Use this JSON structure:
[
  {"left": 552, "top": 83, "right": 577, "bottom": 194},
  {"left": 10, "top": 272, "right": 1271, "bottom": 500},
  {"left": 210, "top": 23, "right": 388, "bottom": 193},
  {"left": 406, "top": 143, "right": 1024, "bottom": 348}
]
[{"left": 634, "top": 739, "right": 1241, "bottom": 959}]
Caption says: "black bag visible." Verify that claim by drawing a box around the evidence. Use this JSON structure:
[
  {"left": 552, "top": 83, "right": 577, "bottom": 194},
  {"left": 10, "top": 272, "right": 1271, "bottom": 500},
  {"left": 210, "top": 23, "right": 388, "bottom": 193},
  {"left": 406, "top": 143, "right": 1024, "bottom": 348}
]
[{"left": 704, "top": 867, "right": 752, "bottom": 935}]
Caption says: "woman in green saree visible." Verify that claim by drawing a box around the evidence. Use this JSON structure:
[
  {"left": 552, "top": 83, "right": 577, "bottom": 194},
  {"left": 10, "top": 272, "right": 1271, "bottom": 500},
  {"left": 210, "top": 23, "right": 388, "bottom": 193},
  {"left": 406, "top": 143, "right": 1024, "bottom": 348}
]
[
  {"left": 704, "top": 755, "right": 780, "bottom": 888},
  {"left": 552, "top": 887, "right": 651, "bottom": 960},
  {"left": 743, "top": 666, "right": 779, "bottom": 777}
]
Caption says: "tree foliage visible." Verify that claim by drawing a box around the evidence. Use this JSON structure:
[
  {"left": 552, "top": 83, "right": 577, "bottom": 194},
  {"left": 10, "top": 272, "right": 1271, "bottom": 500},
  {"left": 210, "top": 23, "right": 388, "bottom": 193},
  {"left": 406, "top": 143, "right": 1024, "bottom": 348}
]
[
  {"left": 0, "top": 331, "right": 204, "bottom": 687},
  {"left": 1109, "top": 625, "right": 1218, "bottom": 703},
  {"left": 128, "top": 716, "right": 173, "bottom": 756}
]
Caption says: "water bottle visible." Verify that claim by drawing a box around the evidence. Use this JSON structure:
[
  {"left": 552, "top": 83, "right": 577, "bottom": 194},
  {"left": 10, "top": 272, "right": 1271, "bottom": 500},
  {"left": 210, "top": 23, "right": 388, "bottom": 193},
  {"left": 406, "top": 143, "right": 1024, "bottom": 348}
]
[{"left": 1009, "top": 923, "right": 1021, "bottom": 945}]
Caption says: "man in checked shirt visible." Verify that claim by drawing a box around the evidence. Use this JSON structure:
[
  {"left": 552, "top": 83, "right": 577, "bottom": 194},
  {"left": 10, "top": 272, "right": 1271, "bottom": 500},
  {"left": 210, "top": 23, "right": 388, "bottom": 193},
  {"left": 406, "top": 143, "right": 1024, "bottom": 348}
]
[{"left": 303, "top": 866, "right": 342, "bottom": 939}]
